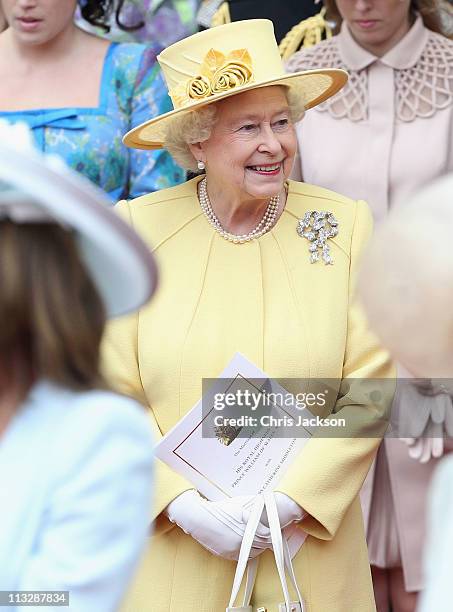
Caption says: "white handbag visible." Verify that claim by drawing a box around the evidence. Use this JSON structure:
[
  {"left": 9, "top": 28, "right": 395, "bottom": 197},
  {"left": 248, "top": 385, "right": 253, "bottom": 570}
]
[{"left": 226, "top": 492, "right": 305, "bottom": 612}]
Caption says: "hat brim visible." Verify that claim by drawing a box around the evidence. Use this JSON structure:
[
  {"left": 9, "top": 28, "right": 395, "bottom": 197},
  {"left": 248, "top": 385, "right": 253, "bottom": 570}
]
[
  {"left": 0, "top": 145, "right": 157, "bottom": 318},
  {"left": 124, "top": 68, "right": 348, "bottom": 150}
]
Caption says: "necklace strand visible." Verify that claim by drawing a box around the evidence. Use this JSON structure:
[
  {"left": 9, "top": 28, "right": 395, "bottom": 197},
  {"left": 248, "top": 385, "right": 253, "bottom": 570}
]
[{"left": 198, "top": 177, "right": 280, "bottom": 243}]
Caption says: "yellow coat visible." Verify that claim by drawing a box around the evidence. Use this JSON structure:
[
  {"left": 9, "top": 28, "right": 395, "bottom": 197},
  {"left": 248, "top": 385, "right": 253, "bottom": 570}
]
[{"left": 103, "top": 177, "right": 393, "bottom": 612}]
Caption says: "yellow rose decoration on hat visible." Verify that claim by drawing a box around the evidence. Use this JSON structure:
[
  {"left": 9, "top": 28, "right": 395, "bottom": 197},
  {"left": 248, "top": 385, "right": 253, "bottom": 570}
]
[
  {"left": 186, "top": 75, "right": 211, "bottom": 100},
  {"left": 210, "top": 49, "right": 253, "bottom": 93},
  {"left": 170, "top": 48, "right": 254, "bottom": 107}
]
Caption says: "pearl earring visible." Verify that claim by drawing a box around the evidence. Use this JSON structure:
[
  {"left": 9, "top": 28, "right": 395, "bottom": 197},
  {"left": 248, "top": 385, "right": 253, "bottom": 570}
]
[{"left": 197, "top": 160, "right": 205, "bottom": 171}]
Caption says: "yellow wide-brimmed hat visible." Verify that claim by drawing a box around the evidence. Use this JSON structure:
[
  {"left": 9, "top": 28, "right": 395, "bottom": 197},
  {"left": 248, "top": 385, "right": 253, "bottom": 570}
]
[{"left": 124, "top": 19, "right": 348, "bottom": 150}]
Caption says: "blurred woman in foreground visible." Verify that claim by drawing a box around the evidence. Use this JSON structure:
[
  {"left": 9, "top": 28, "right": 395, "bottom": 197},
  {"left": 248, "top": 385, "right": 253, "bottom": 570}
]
[
  {"left": 0, "top": 121, "right": 157, "bottom": 611},
  {"left": 359, "top": 175, "right": 453, "bottom": 612}
]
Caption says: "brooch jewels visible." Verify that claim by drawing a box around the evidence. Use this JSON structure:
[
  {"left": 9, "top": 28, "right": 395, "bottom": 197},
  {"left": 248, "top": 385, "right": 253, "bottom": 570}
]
[{"left": 297, "top": 211, "right": 339, "bottom": 265}]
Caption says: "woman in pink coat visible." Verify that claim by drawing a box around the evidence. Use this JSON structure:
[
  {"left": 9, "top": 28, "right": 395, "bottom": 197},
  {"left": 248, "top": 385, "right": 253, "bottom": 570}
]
[{"left": 286, "top": 1, "right": 453, "bottom": 611}]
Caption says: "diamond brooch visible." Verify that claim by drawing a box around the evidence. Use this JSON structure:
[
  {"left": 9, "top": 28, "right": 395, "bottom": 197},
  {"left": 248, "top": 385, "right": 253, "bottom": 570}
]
[{"left": 297, "top": 211, "right": 339, "bottom": 265}]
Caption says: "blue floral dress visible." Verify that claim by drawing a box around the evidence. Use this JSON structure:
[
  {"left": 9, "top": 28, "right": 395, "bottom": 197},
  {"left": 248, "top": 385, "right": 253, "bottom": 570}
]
[{"left": 0, "top": 43, "right": 184, "bottom": 202}]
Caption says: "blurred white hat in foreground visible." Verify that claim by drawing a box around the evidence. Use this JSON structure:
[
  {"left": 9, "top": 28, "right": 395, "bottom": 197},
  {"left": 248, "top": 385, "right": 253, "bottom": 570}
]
[
  {"left": 358, "top": 174, "right": 453, "bottom": 378},
  {"left": 0, "top": 120, "right": 157, "bottom": 318}
]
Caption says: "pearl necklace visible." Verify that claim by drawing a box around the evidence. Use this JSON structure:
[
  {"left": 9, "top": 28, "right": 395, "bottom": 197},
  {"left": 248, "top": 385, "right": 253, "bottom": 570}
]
[{"left": 198, "top": 177, "right": 280, "bottom": 244}]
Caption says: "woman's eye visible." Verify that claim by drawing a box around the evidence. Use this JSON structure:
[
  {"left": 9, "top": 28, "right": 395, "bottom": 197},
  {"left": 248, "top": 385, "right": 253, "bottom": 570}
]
[
  {"left": 239, "top": 124, "right": 257, "bottom": 132},
  {"left": 273, "top": 119, "right": 289, "bottom": 129}
]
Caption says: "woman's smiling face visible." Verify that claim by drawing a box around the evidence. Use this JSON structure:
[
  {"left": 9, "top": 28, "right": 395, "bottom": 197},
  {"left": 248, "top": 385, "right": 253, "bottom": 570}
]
[{"left": 191, "top": 86, "right": 297, "bottom": 202}]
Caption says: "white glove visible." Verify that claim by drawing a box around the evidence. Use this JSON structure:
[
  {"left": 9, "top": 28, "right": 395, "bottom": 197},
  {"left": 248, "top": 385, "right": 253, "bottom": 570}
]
[
  {"left": 283, "top": 522, "right": 308, "bottom": 558},
  {"left": 165, "top": 491, "right": 270, "bottom": 559},
  {"left": 253, "top": 492, "right": 305, "bottom": 529},
  {"left": 242, "top": 492, "right": 306, "bottom": 559},
  {"left": 207, "top": 496, "right": 272, "bottom": 549},
  {"left": 277, "top": 494, "right": 307, "bottom": 559}
]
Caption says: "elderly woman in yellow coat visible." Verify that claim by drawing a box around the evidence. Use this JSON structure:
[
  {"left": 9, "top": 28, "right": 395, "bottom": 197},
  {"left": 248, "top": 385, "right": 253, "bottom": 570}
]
[{"left": 104, "top": 19, "right": 394, "bottom": 612}]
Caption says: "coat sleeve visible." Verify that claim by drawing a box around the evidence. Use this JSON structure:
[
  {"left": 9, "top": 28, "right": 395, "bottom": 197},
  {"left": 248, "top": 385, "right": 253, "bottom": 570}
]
[
  {"left": 19, "top": 395, "right": 154, "bottom": 612},
  {"left": 275, "top": 199, "right": 395, "bottom": 540},
  {"left": 102, "top": 199, "right": 193, "bottom": 521}
]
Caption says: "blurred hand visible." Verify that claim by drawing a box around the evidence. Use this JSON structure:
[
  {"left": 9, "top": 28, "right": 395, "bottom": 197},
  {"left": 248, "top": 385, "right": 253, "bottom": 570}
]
[{"left": 398, "top": 381, "right": 453, "bottom": 463}]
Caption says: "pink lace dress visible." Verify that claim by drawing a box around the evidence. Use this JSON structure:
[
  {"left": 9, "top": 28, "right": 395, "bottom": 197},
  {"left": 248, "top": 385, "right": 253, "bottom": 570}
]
[{"left": 287, "top": 16, "right": 453, "bottom": 591}]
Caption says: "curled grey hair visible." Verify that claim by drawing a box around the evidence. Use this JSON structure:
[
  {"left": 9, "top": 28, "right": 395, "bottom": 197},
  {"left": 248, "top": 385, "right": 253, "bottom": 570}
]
[{"left": 163, "top": 86, "right": 306, "bottom": 171}]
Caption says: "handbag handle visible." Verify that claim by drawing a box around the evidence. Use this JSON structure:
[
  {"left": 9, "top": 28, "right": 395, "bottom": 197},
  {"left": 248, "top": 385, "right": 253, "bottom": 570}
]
[
  {"left": 228, "top": 494, "right": 264, "bottom": 609},
  {"left": 265, "top": 492, "right": 304, "bottom": 611},
  {"left": 227, "top": 493, "right": 305, "bottom": 612}
]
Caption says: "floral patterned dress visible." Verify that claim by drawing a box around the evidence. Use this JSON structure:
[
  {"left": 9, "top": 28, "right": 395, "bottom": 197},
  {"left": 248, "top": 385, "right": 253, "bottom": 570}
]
[{"left": 0, "top": 43, "right": 185, "bottom": 202}]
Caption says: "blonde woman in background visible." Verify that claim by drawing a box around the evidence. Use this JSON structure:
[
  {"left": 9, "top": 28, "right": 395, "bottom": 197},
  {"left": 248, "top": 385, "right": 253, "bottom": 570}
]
[{"left": 104, "top": 19, "right": 393, "bottom": 612}]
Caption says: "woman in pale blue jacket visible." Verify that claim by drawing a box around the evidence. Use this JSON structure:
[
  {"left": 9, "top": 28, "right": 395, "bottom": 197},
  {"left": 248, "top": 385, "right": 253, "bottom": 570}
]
[{"left": 0, "top": 121, "right": 157, "bottom": 611}]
